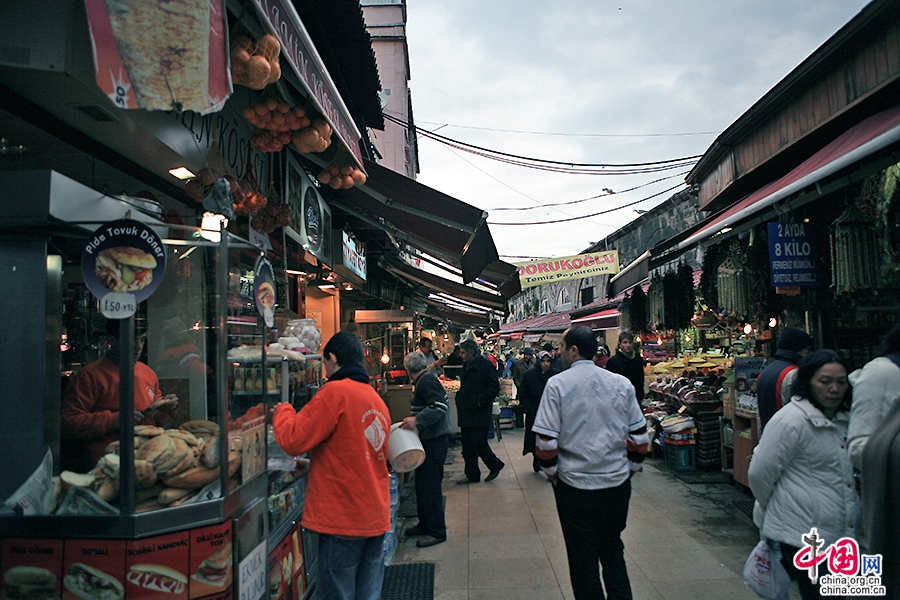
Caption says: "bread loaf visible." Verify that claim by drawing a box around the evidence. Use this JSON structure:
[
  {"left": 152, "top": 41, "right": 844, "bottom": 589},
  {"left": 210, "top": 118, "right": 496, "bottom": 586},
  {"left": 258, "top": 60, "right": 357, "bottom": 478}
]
[
  {"left": 167, "top": 490, "right": 199, "bottom": 507},
  {"left": 135, "top": 498, "right": 166, "bottom": 514},
  {"left": 179, "top": 420, "right": 219, "bottom": 438},
  {"left": 161, "top": 465, "right": 220, "bottom": 489},
  {"left": 200, "top": 434, "right": 220, "bottom": 468},
  {"left": 135, "top": 425, "right": 164, "bottom": 437},
  {"left": 60, "top": 471, "right": 97, "bottom": 496},
  {"left": 156, "top": 437, "right": 191, "bottom": 475},
  {"left": 158, "top": 487, "right": 194, "bottom": 505},
  {"left": 227, "top": 450, "right": 242, "bottom": 479},
  {"left": 95, "top": 478, "right": 118, "bottom": 502},
  {"left": 134, "top": 459, "right": 158, "bottom": 489},
  {"left": 167, "top": 429, "right": 201, "bottom": 446},
  {"left": 135, "top": 483, "right": 164, "bottom": 503},
  {"left": 163, "top": 445, "right": 196, "bottom": 478},
  {"left": 136, "top": 433, "right": 175, "bottom": 465}
]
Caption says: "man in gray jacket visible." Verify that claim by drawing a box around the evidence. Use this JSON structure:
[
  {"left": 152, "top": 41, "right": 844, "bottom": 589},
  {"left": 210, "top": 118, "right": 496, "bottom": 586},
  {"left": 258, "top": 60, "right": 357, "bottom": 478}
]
[{"left": 401, "top": 351, "right": 452, "bottom": 547}]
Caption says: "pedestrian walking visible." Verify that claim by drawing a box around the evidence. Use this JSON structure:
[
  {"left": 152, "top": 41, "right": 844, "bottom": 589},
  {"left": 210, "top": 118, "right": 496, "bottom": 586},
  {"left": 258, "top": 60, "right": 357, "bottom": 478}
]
[
  {"left": 455, "top": 339, "right": 505, "bottom": 484},
  {"left": 533, "top": 326, "right": 649, "bottom": 600}
]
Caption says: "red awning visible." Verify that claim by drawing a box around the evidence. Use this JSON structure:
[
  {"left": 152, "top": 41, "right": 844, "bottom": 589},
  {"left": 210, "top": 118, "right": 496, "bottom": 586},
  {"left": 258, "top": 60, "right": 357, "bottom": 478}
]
[
  {"left": 570, "top": 308, "right": 619, "bottom": 330},
  {"left": 652, "top": 104, "right": 900, "bottom": 261},
  {"left": 508, "top": 332, "right": 524, "bottom": 340}
]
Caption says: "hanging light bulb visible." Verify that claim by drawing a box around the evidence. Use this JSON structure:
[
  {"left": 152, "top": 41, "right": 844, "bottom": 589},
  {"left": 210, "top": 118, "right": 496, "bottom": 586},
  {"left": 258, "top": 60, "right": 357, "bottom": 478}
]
[
  {"left": 381, "top": 348, "right": 390, "bottom": 364},
  {"left": 743, "top": 323, "right": 753, "bottom": 335},
  {"left": 768, "top": 317, "right": 778, "bottom": 328}
]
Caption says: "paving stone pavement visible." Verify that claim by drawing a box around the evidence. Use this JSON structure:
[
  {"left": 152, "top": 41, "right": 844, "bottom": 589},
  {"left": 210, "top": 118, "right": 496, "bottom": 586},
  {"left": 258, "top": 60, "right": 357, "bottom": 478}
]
[{"left": 389, "top": 426, "right": 807, "bottom": 600}]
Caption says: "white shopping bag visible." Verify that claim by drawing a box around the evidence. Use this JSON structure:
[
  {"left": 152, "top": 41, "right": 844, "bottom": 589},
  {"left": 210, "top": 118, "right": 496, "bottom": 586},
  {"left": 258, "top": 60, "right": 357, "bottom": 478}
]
[{"left": 743, "top": 538, "right": 790, "bottom": 600}]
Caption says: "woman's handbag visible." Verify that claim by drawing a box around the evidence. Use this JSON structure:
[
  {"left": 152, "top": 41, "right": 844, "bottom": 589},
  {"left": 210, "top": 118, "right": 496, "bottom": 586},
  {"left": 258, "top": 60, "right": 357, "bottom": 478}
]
[{"left": 743, "top": 538, "right": 790, "bottom": 600}]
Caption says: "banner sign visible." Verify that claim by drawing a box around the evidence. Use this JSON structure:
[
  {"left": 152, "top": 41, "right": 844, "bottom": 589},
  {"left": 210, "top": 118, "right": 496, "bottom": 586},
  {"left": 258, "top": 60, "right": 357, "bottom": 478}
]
[
  {"left": 767, "top": 222, "right": 817, "bottom": 287},
  {"left": 342, "top": 230, "right": 367, "bottom": 281},
  {"left": 84, "top": 0, "right": 231, "bottom": 114},
  {"left": 514, "top": 251, "right": 619, "bottom": 289}
]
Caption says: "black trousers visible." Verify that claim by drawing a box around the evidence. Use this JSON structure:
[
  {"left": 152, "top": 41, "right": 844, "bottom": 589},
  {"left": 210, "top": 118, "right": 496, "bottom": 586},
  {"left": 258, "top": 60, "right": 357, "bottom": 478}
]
[
  {"left": 415, "top": 434, "right": 449, "bottom": 539},
  {"left": 553, "top": 478, "right": 632, "bottom": 600},
  {"left": 460, "top": 426, "right": 504, "bottom": 481},
  {"left": 780, "top": 544, "right": 840, "bottom": 600}
]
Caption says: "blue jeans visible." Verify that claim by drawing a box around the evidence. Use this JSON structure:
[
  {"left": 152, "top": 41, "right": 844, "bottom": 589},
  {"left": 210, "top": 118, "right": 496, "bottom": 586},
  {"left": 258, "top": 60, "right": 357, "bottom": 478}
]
[{"left": 315, "top": 534, "right": 385, "bottom": 600}]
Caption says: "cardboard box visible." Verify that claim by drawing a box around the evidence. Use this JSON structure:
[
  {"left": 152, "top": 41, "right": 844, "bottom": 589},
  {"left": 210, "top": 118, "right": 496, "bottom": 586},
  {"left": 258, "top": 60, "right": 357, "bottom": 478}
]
[{"left": 724, "top": 399, "right": 735, "bottom": 419}]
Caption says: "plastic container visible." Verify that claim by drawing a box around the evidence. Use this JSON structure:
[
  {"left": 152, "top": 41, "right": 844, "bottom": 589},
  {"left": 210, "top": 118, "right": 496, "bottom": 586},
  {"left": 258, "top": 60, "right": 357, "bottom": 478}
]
[
  {"left": 387, "top": 423, "right": 425, "bottom": 473},
  {"left": 282, "top": 318, "right": 321, "bottom": 353}
]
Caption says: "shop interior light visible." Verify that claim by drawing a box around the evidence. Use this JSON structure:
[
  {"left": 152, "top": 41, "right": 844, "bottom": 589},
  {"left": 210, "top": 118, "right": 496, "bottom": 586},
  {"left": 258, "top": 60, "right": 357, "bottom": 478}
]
[
  {"left": 342, "top": 282, "right": 354, "bottom": 291},
  {"left": 168, "top": 166, "right": 195, "bottom": 180},
  {"left": 200, "top": 212, "right": 228, "bottom": 243},
  {"left": 285, "top": 269, "right": 308, "bottom": 276},
  {"left": 769, "top": 317, "right": 778, "bottom": 328},
  {"left": 635, "top": 336, "right": 641, "bottom": 343},
  {"left": 743, "top": 323, "right": 753, "bottom": 335},
  {"left": 381, "top": 348, "right": 390, "bottom": 364}
]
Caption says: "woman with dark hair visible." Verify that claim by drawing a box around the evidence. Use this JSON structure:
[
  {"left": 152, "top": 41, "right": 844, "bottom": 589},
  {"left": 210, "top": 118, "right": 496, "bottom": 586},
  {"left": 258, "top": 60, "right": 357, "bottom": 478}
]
[
  {"left": 847, "top": 321, "right": 900, "bottom": 470},
  {"left": 748, "top": 350, "right": 858, "bottom": 600}
]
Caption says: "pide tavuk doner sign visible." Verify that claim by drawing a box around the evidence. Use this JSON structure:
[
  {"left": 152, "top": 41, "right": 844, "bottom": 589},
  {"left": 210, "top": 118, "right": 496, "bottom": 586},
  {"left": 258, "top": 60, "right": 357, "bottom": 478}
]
[{"left": 514, "top": 250, "right": 619, "bottom": 289}]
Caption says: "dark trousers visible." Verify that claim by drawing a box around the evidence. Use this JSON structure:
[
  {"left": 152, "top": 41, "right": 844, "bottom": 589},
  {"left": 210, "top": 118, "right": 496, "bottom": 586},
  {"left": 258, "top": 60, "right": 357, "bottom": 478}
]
[
  {"left": 553, "top": 478, "right": 632, "bottom": 600},
  {"left": 416, "top": 434, "right": 449, "bottom": 539},
  {"left": 460, "top": 426, "right": 503, "bottom": 481},
  {"left": 780, "top": 544, "right": 839, "bottom": 600}
]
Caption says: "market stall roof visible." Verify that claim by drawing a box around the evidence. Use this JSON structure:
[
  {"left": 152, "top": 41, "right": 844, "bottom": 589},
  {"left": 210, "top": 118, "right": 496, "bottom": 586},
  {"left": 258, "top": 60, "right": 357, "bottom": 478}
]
[
  {"left": 380, "top": 257, "right": 507, "bottom": 312},
  {"left": 652, "top": 103, "right": 900, "bottom": 266},
  {"left": 334, "top": 159, "right": 521, "bottom": 292},
  {"left": 607, "top": 251, "right": 650, "bottom": 298},
  {"left": 570, "top": 308, "right": 619, "bottom": 331},
  {"left": 499, "top": 311, "right": 572, "bottom": 335}
]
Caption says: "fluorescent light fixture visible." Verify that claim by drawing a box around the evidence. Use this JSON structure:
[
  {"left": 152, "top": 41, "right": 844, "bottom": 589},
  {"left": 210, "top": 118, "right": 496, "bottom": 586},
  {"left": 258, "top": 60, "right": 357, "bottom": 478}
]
[
  {"left": 168, "top": 166, "right": 195, "bottom": 180},
  {"left": 200, "top": 212, "right": 228, "bottom": 243},
  {"left": 719, "top": 227, "right": 732, "bottom": 234},
  {"left": 285, "top": 269, "right": 308, "bottom": 276},
  {"left": 316, "top": 282, "right": 336, "bottom": 290},
  {"left": 342, "top": 282, "right": 354, "bottom": 291}
]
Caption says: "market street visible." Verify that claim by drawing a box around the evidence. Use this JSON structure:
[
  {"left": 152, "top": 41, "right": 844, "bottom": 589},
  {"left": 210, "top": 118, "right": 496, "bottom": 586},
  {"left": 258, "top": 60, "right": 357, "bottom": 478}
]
[{"left": 391, "top": 427, "right": 782, "bottom": 600}]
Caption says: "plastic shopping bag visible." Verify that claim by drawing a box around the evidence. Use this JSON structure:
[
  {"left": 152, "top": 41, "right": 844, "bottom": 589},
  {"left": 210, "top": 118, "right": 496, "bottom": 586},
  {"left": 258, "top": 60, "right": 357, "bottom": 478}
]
[{"left": 743, "top": 538, "right": 790, "bottom": 600}]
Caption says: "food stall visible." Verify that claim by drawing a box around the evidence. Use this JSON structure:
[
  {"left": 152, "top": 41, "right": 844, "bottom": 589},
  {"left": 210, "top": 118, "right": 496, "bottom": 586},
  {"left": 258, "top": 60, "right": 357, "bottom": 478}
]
[
  {"left": 354, "top": 310, "right": 422, "bottom": 424},
  {"left": 0, "top": 171, "right": 325, "bottom": 600}
]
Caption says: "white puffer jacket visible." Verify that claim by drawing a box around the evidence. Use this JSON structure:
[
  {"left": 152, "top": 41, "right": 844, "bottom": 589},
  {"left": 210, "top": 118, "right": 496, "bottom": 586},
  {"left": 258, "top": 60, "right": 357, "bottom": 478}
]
[
  {"left": 748, "top": 398, "right": 858, "bottom": 548},
  {"left": 847, "top": 357, "right": 900, "bottom": 470}
]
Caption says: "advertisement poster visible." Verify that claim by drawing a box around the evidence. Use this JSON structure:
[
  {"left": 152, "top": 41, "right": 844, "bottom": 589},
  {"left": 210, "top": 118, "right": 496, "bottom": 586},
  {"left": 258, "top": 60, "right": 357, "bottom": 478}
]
[
  {"left": 189, "top": 522, "right": 233, "bottom": 600},
  {"left": 62, "top": 539, "right": 127, "bottom": 600},
  {"left": 733, "top": 356, "right": 768, "bottom": 394},
  {"left": 241, "top": 415, "right": 267, "bottom": 483},
  {"left": 1, "top": 538, "right": 65, "bottom": 600},
  {"left": 83, "top": 0, "right": 231, "bottom": 114},
  {"left": 767, "top": 222, "right": 818, "bottom": 287},
  {"left": 254, "top": 256, "right": 276, "bottom": 329},
  {"left": 125, "top": 531, "right": 190, "bottom": 600},
  {"left": 81, "top": 219, "right": 167, "bottom": 319}
]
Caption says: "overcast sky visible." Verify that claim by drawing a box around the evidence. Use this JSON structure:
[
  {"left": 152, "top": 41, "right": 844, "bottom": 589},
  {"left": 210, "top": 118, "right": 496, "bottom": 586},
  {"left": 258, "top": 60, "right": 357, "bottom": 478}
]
[{"left": 401, "top": 0, "right": 872, "bottom": 262}]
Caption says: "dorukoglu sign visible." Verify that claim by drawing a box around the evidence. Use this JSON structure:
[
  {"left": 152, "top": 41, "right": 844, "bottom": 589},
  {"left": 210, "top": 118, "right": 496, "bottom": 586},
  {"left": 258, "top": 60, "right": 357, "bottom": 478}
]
[{"left": 515, "top": 251, "right": 619, "bottom": 289}]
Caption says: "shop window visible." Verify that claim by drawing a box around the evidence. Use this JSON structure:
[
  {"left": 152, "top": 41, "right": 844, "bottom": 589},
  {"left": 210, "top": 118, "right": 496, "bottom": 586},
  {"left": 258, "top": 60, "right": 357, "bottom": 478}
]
[
  {"left": 540, "top": 297, "right": 551, "bottom": 315},
  {"left": 580, "top": 287, "right": 594, "bottom": 306}
]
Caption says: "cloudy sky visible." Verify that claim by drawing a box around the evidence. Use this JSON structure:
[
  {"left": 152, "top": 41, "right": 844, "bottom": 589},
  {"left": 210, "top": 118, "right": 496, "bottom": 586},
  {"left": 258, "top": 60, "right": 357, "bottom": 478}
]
[{"left": 400, "top": 0, "right": 871, "bottom": 262}]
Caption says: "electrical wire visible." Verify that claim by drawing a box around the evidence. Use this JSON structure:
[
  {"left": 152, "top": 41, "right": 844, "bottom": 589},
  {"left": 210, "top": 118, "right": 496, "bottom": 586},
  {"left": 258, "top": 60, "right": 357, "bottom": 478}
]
[
  {"left": 486, "top": 182, "right": 687, "bottom": 225},
  {"left": 384, "top": 113, "right": 701, "bottom": 174},
  {"left": 414, "top": 119, "right": 720, "bottom": 138}
]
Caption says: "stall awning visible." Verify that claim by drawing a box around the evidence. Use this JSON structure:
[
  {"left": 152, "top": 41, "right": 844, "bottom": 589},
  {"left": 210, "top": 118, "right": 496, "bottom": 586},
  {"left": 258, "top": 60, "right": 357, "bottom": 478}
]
[
  {"left": 652, "top": 104, "right": 900, "bottom": 263},
  {"left": 381, "top": 258, "right": 507, "bottom": 312},
  {"left": 607, "top": 251, "right": 650, "bottom": 298},
  {"left": 332, "top": 159, "right": 519, "bottom": 292},
  {"left": 570, "top": 308, "right": 619, "bottom": 331}
]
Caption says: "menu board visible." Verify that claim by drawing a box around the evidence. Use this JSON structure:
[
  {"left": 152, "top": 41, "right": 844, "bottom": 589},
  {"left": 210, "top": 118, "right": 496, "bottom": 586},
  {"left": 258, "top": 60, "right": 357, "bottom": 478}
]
[
  {"left": 189, "top": 522, "right": 233, "bottom": 600},
  {"left": 62, "top": 538, "right": 127, "bottom": 600},
  {"left": 0, "top": 538, "right": 65, "bottom": 600},
  {"left": 125, "top": 531, "right": 190, "bottom": 599}
]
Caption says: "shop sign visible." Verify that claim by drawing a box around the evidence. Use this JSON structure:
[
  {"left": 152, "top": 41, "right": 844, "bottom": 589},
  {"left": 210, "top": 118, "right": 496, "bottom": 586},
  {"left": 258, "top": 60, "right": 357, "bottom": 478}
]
[
  {"left": 254, "top": 256, "right": 276, "bottom": 329},
  {"left": 514, "top": 250, "right": 619, "bottom": 289},
  {"left": 251, "top": 0, "right": 364, "bottom": 168},
  {"left": 342, "top": 230, "right": 367, "bottom": 281},
  {"left": 767, "top": 222, "right": 817, "bottom": 286},
  {"left": 237, "top": 541, "right": 266, "bottom": 600},
  {"left": 284, "top": 154, "right": 332, "bottom": 265},
  {"left": 81, "top": 219, "right": 167, "bottom": 319},
  {"left": 83, "top": 0, "right": 231, "bottom": 114}
]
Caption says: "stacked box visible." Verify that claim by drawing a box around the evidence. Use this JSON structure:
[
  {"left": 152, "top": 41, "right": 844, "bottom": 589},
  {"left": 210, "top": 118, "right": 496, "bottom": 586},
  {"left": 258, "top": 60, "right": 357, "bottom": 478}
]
[
  {"left": 665, "top": 443, "right": 696, "bottom": 472},
  {"left": 691, "top": 412, "right": 722, "bottom": 471}
]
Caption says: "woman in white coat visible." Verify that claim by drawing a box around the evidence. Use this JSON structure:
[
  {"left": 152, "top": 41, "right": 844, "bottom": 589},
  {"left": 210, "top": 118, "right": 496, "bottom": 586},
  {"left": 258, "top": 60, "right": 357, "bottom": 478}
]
[{"left": 748, "top": 350, "right": 858, "bottom": 600}]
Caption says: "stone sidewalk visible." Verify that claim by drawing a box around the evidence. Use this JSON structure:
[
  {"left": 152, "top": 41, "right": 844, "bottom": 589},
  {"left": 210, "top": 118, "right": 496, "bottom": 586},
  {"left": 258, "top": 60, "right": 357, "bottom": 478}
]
[{"left": 389, "top": 427, "right": 789, "bottom": 600}]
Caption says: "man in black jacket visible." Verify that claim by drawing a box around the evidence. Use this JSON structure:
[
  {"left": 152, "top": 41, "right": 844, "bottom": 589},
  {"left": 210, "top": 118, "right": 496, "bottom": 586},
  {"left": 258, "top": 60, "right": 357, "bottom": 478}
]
[
  {"left": 756, "top": 326, "right": 812, "bottom": 431},
  {"left": 606, "top": 330, "right": 646, "bottom": 408},
  {"left": 455, "top": 339, "right": 504, "bottom": 484},
  {"left": 401, "top": 351, "right": 452, "bottom": 547}
]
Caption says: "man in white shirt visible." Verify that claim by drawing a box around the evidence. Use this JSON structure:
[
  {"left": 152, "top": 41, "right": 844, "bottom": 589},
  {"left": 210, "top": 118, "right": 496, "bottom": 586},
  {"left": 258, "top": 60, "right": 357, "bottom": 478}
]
[{"left": 533, "top": 326, "right": 649, "bottom": 600}]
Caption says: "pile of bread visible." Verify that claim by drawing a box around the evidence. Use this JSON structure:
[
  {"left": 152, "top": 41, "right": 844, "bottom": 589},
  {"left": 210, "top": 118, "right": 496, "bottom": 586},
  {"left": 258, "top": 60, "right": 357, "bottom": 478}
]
[{"left": 59, "top": 420, "right": 242, "bottom": 513}]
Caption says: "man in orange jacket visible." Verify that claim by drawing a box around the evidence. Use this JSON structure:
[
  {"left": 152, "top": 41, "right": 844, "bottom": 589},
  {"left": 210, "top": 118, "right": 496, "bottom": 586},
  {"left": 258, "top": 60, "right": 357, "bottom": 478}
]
[{"left": 273, "top": 331, "right": 391, "bottom": 600}]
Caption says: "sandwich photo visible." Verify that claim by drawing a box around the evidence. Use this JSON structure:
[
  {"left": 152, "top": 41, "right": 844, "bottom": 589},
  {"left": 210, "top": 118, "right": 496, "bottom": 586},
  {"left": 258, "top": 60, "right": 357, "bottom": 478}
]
[
  {"left": 256, "top": 281, "right": 275, "bottom": 309},
  {"left": 62, "top": 563, "right": 123, "bottom": 600},
  {"left": 125, "top": 564, "right": 187, "bottom": 595},
  {"left": 2, "top": 565, "right": 58, "bottom": 600},
  {"left": 94, "top": 246, "right": 157, "bottom": 293},
  {"left": 191, "top": 542, "right": 232, "bottom": 588},
  {"left": 126, "top": 564, "right": 187, "bottom": 594},
  {"left": 267, "top": 563, "right": 282, "bottom": 600}
]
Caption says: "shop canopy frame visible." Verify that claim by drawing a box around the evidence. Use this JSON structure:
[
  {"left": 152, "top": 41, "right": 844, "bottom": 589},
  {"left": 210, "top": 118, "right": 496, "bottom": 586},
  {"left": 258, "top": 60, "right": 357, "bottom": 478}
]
[{"left": 610, "top": 104, "right": 900, "bottom": 298}]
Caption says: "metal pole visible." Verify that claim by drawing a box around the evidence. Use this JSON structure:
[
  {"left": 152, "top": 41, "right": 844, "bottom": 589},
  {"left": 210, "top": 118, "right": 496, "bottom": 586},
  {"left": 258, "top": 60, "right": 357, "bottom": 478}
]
[{"left": 118, "top": 316, "right": 135, "bottom": 514}]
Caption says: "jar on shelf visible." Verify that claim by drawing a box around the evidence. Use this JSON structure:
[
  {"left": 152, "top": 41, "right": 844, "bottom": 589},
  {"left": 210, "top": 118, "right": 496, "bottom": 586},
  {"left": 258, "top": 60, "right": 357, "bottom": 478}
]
[{"left": 283, "top": 318, "right": 322, "bottom": 353}]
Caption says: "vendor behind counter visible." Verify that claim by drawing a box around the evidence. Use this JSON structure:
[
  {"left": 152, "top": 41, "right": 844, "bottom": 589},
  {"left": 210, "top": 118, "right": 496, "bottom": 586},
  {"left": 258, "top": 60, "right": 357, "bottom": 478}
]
[{"left": 60, "top": 319, "right": 179, "bottom": 472}]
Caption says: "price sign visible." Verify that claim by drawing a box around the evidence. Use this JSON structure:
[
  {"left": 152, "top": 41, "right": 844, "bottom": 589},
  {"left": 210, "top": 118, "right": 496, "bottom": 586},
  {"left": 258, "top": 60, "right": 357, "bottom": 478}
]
[{"left": 100, "top": 292, "right": 138, "bottom": 319}]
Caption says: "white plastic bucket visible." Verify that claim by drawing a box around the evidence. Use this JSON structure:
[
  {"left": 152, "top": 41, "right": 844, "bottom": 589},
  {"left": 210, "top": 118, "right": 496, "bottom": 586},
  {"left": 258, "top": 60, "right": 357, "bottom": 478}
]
[{"left": 387, "top": 423, "right": 426, "bottom": 473}]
